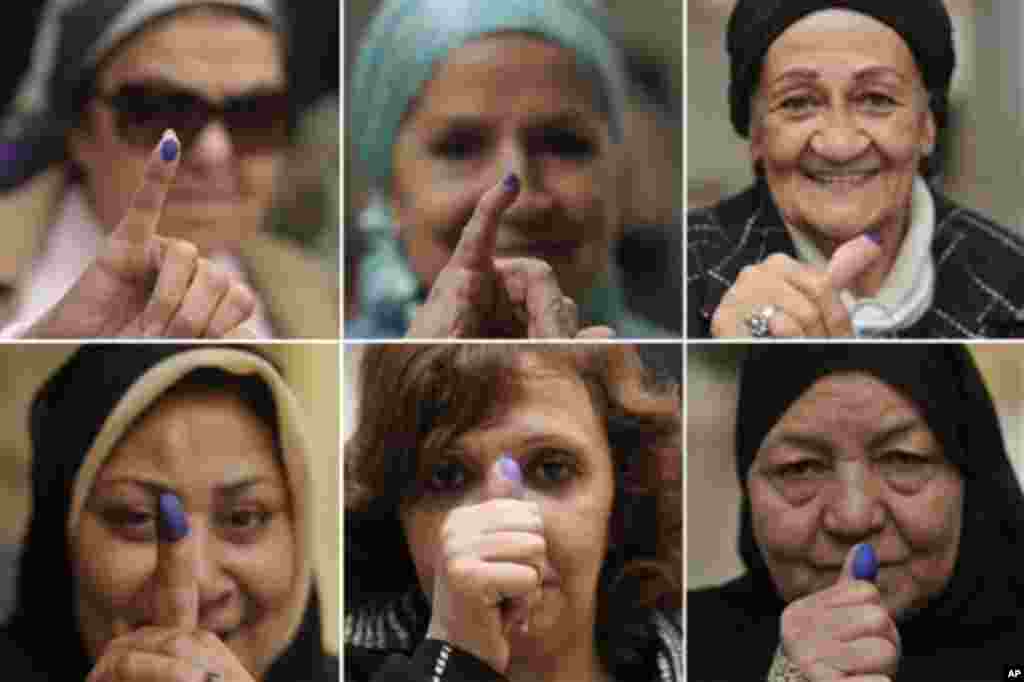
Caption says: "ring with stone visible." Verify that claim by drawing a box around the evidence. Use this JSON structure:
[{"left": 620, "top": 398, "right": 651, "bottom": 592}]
[{"left": 744, "top": 305, "right": 779, "bottom": 338}]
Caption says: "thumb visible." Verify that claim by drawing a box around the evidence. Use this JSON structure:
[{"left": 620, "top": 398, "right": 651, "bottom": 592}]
[
  {"left": 153, "top": 492, "right": 199, "bottom": 629},
  {"left": 826, "top": 231, "right": 883, "bottom": 292},
  {"left": 485, "top": 455, "right": 525, "bottom": 501},
  {"left": 840, "top": 542, "right": 879, "bottom": 584}
]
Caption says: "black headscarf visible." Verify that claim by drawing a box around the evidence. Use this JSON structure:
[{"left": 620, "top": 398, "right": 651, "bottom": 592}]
[
  {"left": 689, "top": 344, "right": 1024, "bottom": 681},
  {"left": 1, "top": 344, "right": 334, "bottom": 681}
]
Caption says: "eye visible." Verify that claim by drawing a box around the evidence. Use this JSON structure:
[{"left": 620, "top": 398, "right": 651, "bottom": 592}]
[
  {"left": 425, "top": 458, "right": 470, "bottom": 494},
  {"left": 775, "top": 459, "right": 829, "bottom": 480},
  {"left": 858, "top": 92, "right": 899, "bottom": 112},
  {"left": 95, "top": 503, "right": 157, "bottom": 542},
  {"left": 528, "top": 451, "right": 578, "bottom": 487},
  {"left": 535, "top": 128, "right": 595, "bottom": 159},
  {"left": 430, "top": 129, "right": 485, "bottom": 161},
  {"left": 777, "top": 94, "right": 820, "bottom": 116},
  {"left": 222, "top": 508, "right": 273, "bottom": 530}
]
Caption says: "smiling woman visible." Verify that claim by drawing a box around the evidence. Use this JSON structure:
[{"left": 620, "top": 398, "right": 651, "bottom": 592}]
[
  {"left": 688, "top": 0, "right": 1024, "bottom": 339},
  {"left": 348, "top": 0, "right": 671, "bottom": 339},
  {"left": 687, "top": 344, "right": 1024, "bottom": 681},
  {"left": 0, "top": 345, "right": 338, "bottom": 681}
]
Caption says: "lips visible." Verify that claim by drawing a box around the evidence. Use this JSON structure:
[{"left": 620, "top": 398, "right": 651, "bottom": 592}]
[
  {"left": 167, "top": 184, "right": 240, "bottom": 202},
  {"left": 802, "top": 169, "right": 880, "bottom": 189}
]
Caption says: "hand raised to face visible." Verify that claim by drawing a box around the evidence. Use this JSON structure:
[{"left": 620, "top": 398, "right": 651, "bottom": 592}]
[
  {"left": 405, "top": 175, "right": 614, "bottom": 340},
  {"left": 26, "top": 131, "right": 257, "bottom": 339},
  {"left": 711, "top": 232, "right": 882, "bottom": 338},
  {"left": 86, "top": 493, "right": 256, "bottom": 682},
  {"left": 422, "top": 456, "right": 548, "bottom": 674},
  {"left": 778, "top": 543, "right": 900, "bottom": 681}
]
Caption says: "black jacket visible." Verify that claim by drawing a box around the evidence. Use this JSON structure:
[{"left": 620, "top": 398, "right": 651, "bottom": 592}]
[
  {"left": 688, "top": 180, "right": 1024, "bottom": 338},
  {"left": 344, "top": 609, "right": 684, "bottom": 682}
]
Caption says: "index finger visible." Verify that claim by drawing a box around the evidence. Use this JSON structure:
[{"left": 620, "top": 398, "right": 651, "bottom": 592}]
[
  {"left": 153, "top": 492, "right": 199, "bottom": 629},
  {"left": 112, "top": 130, "right": 181, "bottom": 245},
  {"left": 448, "top": 173, "right": 520, "bottom": 270}
]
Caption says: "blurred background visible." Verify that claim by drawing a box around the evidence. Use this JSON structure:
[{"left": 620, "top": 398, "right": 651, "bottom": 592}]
[
  {"left": 0, "top": 343, "right": 340, "bottom": 654},
  {"left": 687, "top": 343, "right": 1024, "bottom": 592},
  {"left": 688, "top": 0, "right": 1024, "bottom": 233},
  {"left": 343, "top": 0, "right": 684, "bottom": 334}
]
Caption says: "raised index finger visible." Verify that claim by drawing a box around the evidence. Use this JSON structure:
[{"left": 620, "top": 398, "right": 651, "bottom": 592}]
[
  {"left": 449, "top": 173, "right": 520, "bottom": 270},
  {"left": 112, "top": 130, "right": 181, "bottom": 245},
  {"left": 152, "top": 492, "right": 199, "bottom": 629}
]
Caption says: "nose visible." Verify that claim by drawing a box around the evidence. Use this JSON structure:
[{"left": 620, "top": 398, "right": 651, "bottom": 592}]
[
  {"left": 186, "top": 120, "right": 235, "bottom": 166},
  {"left": 821, "top": 463, "right": 886, "bottom": 540},
  {"left": 188, "top": 521, "right": 237, "bottom": 616},
  {"left": 809, "top": 108, "right": 870, "bottom": 164}
]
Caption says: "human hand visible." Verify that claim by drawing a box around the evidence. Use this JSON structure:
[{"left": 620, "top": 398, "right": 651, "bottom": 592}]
[
  {"left": 406, "top": 174, "right": 614, "bottom": 339},
  {"left": 27, "top": 130, "right": 256, "bottom": 338},
  {"left": 778, "top": 544, "right": 900, "bottom": 681},
  {"left": 87, "top": 493, "right": 255, "bottom": 682},
  {"left": 711, "top": 233, "right": 882, "bottom": 338},
  {"left": 425, "top": 456, "right": 547, "bottom": 673}
]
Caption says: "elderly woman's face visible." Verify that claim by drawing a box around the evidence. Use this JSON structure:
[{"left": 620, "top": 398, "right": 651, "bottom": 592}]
[
  {"left": 71, "top": 9, "right": 287, "bottom": 254},
  {"left": 749, "top": 10, "right": 936, "bottom": 249},
  {"left": 391, "top": 34, "right": 621, "bottom": 303},
  {"left": 400, "top": 357, "right": 615, "bottom": 657},
  {"left": 73, "top": 388, "right": 295, "bottom": 676},
  {"left": 747, "top": 372, "right": 962, "bottom": 620}
]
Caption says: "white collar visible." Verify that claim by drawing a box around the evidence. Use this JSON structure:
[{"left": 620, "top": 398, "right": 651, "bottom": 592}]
[{"left": 786, "top": 175, "right": 936, "bottom": 336}]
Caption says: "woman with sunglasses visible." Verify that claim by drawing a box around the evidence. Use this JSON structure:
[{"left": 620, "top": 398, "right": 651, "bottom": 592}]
[
  {"left": 0, "top": 0, "right": 337, "bottom": 339},
  {"left": 348, "top": 0, "right": 674, "bottom": 339}
]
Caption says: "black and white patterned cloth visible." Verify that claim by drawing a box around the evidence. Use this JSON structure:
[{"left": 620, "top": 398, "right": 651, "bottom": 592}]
[{"left": 688, "top": 180, "right": 1024, "bottom": 338}]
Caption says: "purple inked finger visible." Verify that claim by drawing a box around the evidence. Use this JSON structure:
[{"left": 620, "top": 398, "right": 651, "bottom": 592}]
[{"left": 158, "top": 492, "right": 189, "bottom": 542}]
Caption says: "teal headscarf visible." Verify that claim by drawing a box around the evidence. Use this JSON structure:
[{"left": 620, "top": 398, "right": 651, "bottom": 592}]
[{"left": 350, "top": 0, "right": 627, "bottom": 191}]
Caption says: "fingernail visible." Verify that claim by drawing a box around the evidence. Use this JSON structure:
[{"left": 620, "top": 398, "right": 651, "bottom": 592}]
[
  {"left": 865, "top": 229, "right": 882, "bottom": 246},
  {"left": 853, "top": 543, "right": 878, "bottom": 582},
  {"left": 159, "top": 134, "right": 178, "bottom": 163},
  {"left": 499, "top": 455, "right": 522, "bottom": 484},
  {"left": 158, "top": 492, "right": 189, "bottom": 542},
  {"left": 503, "top": 173, "right": 520, "bottom": 194}
]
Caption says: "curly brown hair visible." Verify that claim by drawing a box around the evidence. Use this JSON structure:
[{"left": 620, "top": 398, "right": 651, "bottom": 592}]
[{"left": 344, "top": 343, "right": 680, "bottom": 678}]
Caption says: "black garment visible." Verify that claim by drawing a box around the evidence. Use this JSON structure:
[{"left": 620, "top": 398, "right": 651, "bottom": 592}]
[
  {"left": 688, "top": 345, "right": 1024, "bottom": 682},
  {"left": 345, "top": 610, "right": 683, "bottom": 682},
  {"left": 687, "top": 180, "right": 1024, "bottom": 338},
  {"left": 1, "top": 345, "right": 338, "bottom": 682}
]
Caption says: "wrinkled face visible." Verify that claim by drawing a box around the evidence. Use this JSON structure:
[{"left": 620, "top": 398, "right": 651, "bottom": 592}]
[
  {"left": 73, "top": 388, "right": 295, "bottom": 677},
  {"left": 747, "top": 373, "right": 962, "bottom": 620},
  {"left": 391, "top": 34, "right": 621, "bottom": 302},
  {"left": 71, "top": 9, "right": 287, "bottom": 254},
  {"left": 399, "top": 358, "right": 615, "bottom": 662},
  {"left": 750, "top": 10, "right": 936, "bottom": 251}
]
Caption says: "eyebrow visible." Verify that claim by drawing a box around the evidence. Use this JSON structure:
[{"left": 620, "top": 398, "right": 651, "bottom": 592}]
[
  {"left": 99, "top": 476, "right": 274, "bottom": 499},
  {"left": 770, "top": 65, "right": 911, "bottom": 89},
  {"left": 107, "top": 75, "right": 285, "bottom": 99},
  {"left": 762, "top": 417, "right": 930, "bottom": 459}
]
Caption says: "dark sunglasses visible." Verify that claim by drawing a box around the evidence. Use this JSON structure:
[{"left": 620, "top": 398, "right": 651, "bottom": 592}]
[{"left": 96, "top": 82, "right": 291, "bottom": 154}]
